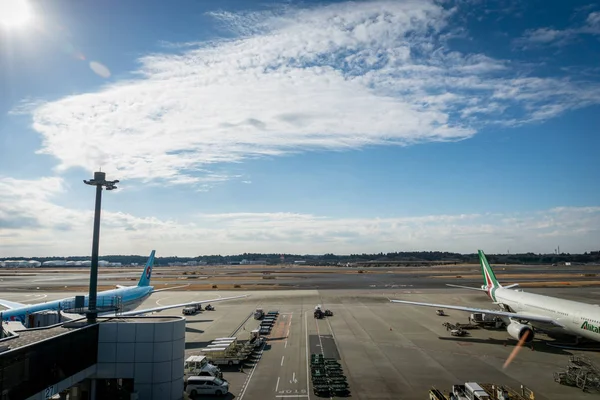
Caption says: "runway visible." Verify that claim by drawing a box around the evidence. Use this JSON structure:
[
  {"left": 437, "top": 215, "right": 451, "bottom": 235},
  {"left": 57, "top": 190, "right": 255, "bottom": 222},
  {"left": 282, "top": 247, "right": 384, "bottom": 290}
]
[
  {"left": 1, "top": 264, "right": 599, "bottom": 291},
  {"left": 3, "top": 288, "right": 600, "bottom": 399}
]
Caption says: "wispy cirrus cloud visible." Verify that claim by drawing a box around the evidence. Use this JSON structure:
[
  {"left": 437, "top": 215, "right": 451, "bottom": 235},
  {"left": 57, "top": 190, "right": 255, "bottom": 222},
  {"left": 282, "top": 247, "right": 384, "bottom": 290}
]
[
  {"left": 24, "top": 1, "right": 600, "bottom": 186},
  {"left": 514, "top": 10, "right": 600, "bottom": 48},
  {"left": 1, "top": 177, "right": 599, "bottom": 256}
]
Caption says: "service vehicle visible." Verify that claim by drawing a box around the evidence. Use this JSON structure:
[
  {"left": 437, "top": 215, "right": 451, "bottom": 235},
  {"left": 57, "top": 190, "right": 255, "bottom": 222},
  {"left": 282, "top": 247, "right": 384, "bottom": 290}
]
[
  {"left": 182, "top": 306, "right": 197, "bottom": 315},
  {"left": 184, "top": 356, "right": 222, "bottom": 379}
]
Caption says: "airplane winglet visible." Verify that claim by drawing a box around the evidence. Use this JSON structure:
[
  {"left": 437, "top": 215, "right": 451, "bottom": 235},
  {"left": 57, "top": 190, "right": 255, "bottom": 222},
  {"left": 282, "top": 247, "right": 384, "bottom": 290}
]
[{"left": 446, "top": 284, "right": 485, "bottom": 291}]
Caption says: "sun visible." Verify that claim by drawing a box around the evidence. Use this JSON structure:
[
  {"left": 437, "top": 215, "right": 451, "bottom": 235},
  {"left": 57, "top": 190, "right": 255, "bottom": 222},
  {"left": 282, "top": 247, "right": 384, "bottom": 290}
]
[{"left": 0, "top": 0, "right": 33, "bottom": 29}]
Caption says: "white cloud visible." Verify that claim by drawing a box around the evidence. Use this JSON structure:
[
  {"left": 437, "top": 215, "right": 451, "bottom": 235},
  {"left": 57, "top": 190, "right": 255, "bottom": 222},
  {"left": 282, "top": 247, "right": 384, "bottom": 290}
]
[
  {"left": 515, "top": 10, "right": 600, "bottom": 48},
  {"left": 22, "top": 1, "right": 600, "bottom": 187},
  {"left": 1, "top": 177, "right": 599, "bottom": 256}
]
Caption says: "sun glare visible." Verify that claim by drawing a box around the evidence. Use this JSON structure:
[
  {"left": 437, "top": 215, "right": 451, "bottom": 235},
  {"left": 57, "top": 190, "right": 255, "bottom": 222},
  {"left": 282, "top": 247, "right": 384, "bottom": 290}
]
[{"left": 0, "top": 0, "right": 33, "bottom": 29}]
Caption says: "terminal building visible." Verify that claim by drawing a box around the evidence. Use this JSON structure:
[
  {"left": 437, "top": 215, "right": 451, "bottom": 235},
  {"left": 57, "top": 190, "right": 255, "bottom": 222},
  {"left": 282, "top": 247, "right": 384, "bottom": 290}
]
[{"left": 0, "top": 315, "right": 185, "bottom": 400}]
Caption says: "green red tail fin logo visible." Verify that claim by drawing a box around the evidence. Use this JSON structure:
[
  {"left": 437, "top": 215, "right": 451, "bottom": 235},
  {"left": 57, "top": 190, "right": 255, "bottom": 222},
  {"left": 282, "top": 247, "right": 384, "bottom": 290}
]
[{"left": 479, "top": 250, "right": 500, "bottom": 299}]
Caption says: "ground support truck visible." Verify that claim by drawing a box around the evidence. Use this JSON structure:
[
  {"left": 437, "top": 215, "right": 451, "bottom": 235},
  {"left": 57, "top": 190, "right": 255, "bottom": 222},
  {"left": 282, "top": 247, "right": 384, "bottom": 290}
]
[
  {"left": 479, "top": 383, "right": 534, "bottom": 400},
  {"left": 199, "top": 331, "right": 265, "bottom": 367},
  {"left": 432, "top": 382, "right": 534, "bottom": 400},
  {"left": 184, "top": 355, "right": 223, "bottom": 379}
]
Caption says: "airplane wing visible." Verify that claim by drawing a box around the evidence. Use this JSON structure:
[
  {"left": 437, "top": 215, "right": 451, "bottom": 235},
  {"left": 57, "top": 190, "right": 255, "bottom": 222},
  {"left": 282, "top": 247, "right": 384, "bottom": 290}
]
[
  {"left": 446, "top": 284, "right": 485, "bottom": 291},
  {"left": 116, "top": 295, "right": 248, "bottom": 317},
  {"left": 446, "top": 283, "right": 519, "bottom": 291},
  {"left": 151, "top": 284, "right": 191, "bottom": 293},
  {"left": 0, "top": 299, "right": 27, "bottom": 310},
  {"left": 502, "top": 284, "right": 519, "bottom": 289},
  {"left": 390, "top": 299, "right": 565, "bottom": 327}
]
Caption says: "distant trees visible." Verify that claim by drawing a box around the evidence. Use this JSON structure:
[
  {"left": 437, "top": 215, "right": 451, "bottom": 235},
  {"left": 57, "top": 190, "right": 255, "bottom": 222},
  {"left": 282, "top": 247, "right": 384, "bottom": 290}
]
[{"left": 2, "top": 250, "right": 599, "bottom": 266}]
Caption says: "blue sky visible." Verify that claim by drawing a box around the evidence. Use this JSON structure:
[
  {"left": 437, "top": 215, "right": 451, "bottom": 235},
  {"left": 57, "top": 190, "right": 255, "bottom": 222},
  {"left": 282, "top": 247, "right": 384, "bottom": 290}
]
[{"left": 1, "top": 0, "right": 599, "bottom": 256}]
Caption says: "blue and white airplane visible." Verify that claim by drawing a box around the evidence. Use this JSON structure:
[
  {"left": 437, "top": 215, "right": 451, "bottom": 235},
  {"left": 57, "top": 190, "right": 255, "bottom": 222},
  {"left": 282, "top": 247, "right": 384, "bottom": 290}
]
[{"left": 0, "top": 250, "right": 247, "bottom": 326}]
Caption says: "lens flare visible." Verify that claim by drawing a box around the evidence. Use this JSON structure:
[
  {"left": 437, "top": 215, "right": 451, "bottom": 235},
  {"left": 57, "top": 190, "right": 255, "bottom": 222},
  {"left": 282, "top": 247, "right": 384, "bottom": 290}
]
[
  {"left": 503, "top": 330, "right": 530, "bottom": 369},
  {"left": 90, "top": 61, "right": 111, "bottom": 78}
]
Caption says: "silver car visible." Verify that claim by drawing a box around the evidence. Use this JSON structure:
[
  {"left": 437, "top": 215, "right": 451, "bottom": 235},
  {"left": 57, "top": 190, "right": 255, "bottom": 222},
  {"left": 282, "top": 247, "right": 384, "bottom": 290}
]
[{"left": 185, "top": 376, "right": 229, "bottom": 397}]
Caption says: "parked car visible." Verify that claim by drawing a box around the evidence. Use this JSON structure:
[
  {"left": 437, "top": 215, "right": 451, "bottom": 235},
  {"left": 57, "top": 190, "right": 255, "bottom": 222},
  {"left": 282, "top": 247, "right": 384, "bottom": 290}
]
[{"left": 185, "top": 376, "right": 229, "bottom": 397}]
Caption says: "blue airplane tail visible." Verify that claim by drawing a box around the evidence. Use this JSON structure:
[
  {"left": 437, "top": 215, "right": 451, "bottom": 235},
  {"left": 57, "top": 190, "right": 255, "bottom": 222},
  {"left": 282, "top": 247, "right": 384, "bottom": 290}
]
[{"left": 137, "top": 250, "right": 156, "bottom": 287}]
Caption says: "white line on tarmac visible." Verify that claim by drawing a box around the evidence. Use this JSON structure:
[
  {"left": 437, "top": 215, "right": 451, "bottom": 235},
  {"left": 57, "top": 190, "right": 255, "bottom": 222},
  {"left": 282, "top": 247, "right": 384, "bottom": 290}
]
[
  {"left": 315, "top": 318, "right": 324, "bottom": 356},
  {"left": 281, "top": 356, "right": 285, "bottom": 366},
  {"left": 275, "top": 395, "right": 309, "bottom": 398},
  {"left": 325, "top": 315, "right": 336, "bottom": 342},
  {"left": 286, "top": 314, "right": 293, "bottom": 338},
  {"left": 156, "top": 296, "right": 178, "bottom": 306},
  {"left": 304, "top": 311, "right": 311, "bottom": 400},
  {"left": 13, "top": 294, "right": 48, "bottom": 303},
  {"left": 276, "top": 377, "right": 280, "bottom": 392},
  {"left": 314, "top": 317, "right": 332, "bottom": 400},
  {"left": 285, "top": 340, "right": 288, "bottom": 348},
  {"left": 238, "top": 342, "right": 264, "bottom": 400}
]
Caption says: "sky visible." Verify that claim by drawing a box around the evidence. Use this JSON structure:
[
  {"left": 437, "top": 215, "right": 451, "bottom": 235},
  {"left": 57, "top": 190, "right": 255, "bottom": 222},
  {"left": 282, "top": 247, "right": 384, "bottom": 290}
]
[{"left": 0, "top": 0, "right": 599, "bottom": 257}]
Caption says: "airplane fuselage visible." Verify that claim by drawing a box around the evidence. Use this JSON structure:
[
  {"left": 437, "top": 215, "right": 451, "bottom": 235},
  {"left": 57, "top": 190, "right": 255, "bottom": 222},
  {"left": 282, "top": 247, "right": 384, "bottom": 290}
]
[
  {"left": 493, "top": 287, "right": 600, "bottom": 342},
  {"left": 1, "top": 285, "right": 153, "bottom": 325}
]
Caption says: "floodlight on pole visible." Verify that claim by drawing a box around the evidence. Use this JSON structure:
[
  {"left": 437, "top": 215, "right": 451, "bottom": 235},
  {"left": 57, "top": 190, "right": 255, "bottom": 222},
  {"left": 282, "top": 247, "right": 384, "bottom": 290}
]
[{"left": 84, "top": 171, "right": 119, "bottom": 323}]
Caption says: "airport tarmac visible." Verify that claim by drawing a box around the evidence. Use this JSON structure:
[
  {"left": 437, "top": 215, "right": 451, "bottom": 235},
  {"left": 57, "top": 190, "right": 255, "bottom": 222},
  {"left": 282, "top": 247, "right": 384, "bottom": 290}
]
[{"left": 3, "top": 288, "right": 600, "bottom": 399}]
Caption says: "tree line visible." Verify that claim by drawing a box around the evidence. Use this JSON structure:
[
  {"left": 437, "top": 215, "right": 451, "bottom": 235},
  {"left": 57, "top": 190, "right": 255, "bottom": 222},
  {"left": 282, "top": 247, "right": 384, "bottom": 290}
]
[{"left": 2, "top": 251, "right": 600, "bottom": 266}]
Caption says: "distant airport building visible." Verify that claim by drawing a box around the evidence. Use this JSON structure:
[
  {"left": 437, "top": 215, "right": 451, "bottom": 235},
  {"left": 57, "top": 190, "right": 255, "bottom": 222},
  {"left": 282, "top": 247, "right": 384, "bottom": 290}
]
[
  {"left": 40, "top": 260, "right": 122, "bottom": 267},
  {"left": 168, "top": 260, "right": 207, "bottom": 266},
  {"left": 42, "top": 260, "right": 68, "bottom": 266},
  {"left": 240, "top": 259, "right": 265, "bottom": 265},
  {"left": 0, "top": 260, "right": 41, "bottom": 267}
]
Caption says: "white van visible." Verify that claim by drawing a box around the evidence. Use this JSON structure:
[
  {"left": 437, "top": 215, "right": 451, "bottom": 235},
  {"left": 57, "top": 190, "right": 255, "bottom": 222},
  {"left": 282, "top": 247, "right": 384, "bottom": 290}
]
[{"left": 185, "top": 376, "right": 229, "bottom": 397}]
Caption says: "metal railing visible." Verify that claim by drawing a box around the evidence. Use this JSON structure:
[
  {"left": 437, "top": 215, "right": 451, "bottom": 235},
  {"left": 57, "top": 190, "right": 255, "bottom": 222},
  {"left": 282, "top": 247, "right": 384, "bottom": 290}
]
[{"left": 60, "top": 295, "right": 123, "bottom": 314}]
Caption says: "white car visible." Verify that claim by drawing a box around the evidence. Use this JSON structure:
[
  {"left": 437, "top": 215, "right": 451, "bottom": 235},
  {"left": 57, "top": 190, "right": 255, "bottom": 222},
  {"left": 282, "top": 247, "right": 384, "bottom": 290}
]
[{"left": 185, "top": 376, "right": 229, "bottom": 397}]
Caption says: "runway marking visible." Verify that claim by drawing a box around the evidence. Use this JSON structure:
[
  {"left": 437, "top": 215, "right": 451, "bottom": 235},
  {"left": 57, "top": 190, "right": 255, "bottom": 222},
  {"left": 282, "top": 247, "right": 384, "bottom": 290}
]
[
  {"left": 314, "top": 317, "right": 332, "bottom": 400},
  {"left": 304, "top": 311, "right": 311, "bottom": 400},
  {"left": 275, "top": 395, "right": 309, "bottom": 398},
  {"left": 285, "top": 340, "right": 288, "bottom": 348},
  {"left": 156, "top": 296, "right": 178, "bottom": 306},
  {"left": 325, "top": 316, "right": 336, "bottom": 342},
  {"left": 286, "top": 313, "right": 293, "bottom": 338},
  {"left": 281, "top": 356, "right": 285, "bottom": 366},
  {"left": 156, "top": 293, "right": 222, "bottom": 307},
  {"left": 238, "top": 341, "right": 265, "bottom": 400},
  {"left": 290, "top": 372, "right": 297, "bottom": 384},
  {"left": 315, "top": 318, "right": 324, "bottom": 356},
  {"left": 276, "top": 377, "right": 280, "bottom": 392},
  {"left": 13, "top": 294, "right": 48, "bottom": 303}
]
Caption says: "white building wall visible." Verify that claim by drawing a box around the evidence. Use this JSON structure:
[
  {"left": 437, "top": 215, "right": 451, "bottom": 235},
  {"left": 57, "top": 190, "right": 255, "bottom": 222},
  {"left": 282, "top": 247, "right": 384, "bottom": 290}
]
[{"left": 95, "top": 318, "right": 185, "bottom": 400}]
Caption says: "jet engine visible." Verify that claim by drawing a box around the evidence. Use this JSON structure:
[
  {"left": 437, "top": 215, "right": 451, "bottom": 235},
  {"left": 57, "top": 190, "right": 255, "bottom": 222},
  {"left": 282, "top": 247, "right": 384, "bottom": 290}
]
[{"left": 507, "top": 322, "right": 534, "bottom": 342}]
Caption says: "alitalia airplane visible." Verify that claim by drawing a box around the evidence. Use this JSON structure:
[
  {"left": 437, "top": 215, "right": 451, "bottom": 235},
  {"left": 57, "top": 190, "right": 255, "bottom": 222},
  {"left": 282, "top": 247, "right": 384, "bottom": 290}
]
[
  {"left": 0, "top": 250, "right": 247, "bottom": 327},
  {"left": 391, "top": 250, "right": 600, "bottom": 344}
]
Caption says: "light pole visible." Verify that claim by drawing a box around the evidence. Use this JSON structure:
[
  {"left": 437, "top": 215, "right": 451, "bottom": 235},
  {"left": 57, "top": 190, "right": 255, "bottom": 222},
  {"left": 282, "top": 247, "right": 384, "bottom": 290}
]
[{"left": 84, "top": 171, "right": 119, "bottom": 323}]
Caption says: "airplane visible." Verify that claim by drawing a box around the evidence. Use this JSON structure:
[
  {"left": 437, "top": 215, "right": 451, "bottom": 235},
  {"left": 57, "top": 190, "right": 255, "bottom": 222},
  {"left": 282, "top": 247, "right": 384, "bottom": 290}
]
[
  {"left": 390, "top": 250, "right": 600, "bottom": 344},
  {"left": 0, "top": 250, "right": 247, "bottom": 327}
]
